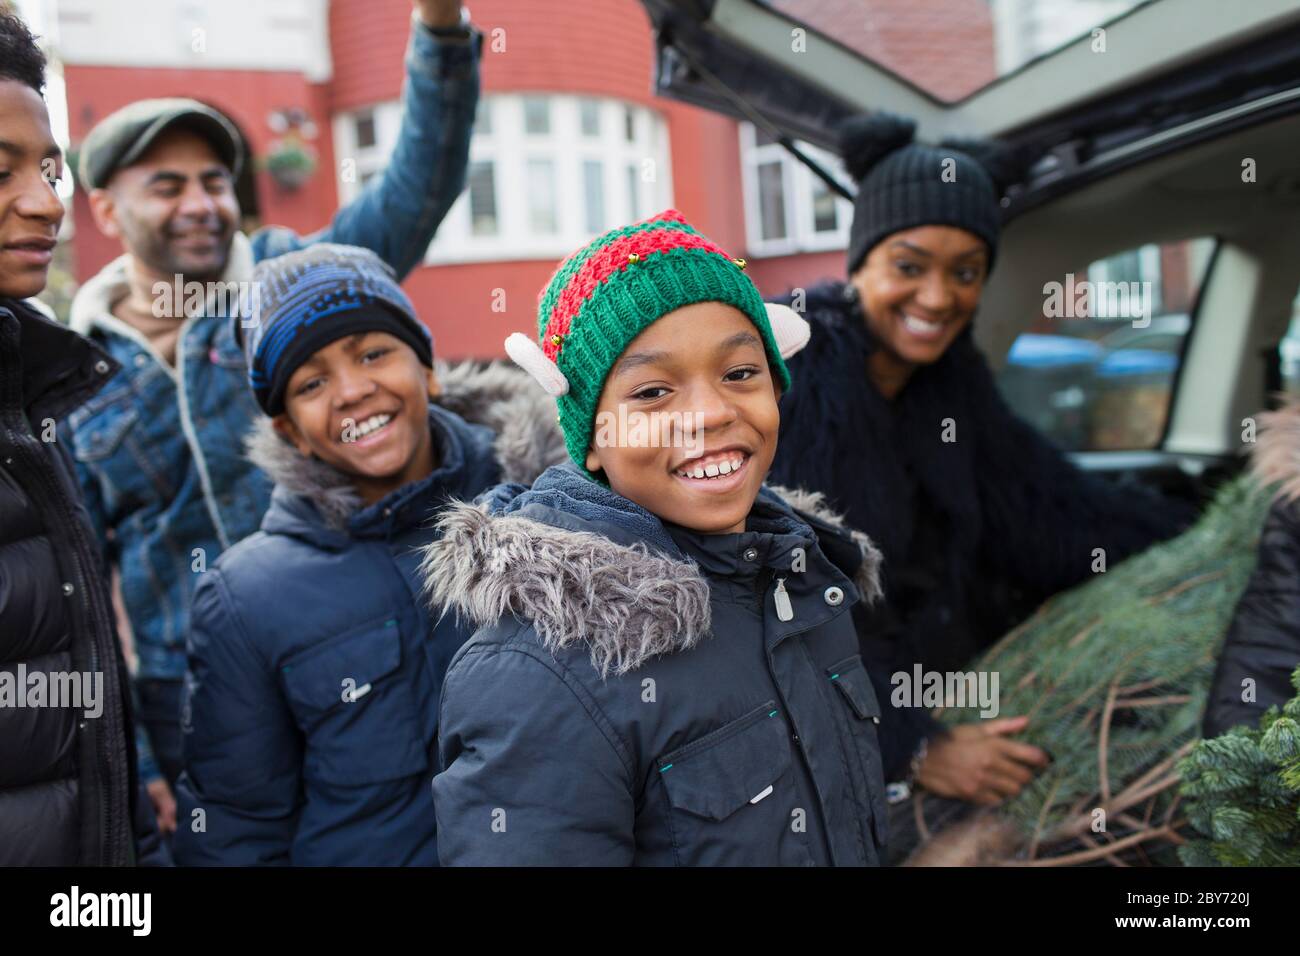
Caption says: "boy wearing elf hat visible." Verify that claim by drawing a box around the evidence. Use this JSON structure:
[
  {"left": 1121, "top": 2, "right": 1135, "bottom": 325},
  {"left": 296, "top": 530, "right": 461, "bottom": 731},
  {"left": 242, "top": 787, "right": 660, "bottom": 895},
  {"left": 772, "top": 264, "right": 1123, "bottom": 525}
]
[
  {"left": 425, "top": 210, "right": 891, "bottom": 866},
  {"left": 173, "top": 244, "right": 564, "bottom": 865}
]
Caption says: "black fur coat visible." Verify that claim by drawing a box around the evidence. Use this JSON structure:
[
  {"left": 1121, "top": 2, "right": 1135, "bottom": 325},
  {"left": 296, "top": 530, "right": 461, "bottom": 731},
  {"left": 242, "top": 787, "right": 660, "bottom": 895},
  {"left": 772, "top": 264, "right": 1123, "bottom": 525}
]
[{"left": 769, "top": 280, "right": 1196, "bottom": 775}]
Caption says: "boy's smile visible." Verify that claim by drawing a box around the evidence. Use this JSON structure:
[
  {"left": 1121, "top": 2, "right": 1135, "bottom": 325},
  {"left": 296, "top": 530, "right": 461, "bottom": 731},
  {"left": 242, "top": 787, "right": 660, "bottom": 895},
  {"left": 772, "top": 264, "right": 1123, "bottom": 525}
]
[
  {"left": 274, "top": 330, "right": 440, "bottom": 505},
  {"left": 585, "top": 302, "right": 780, "bottom": 535},
  {"left": 670, "top": 445, "right": 754, "bottom": 493}
]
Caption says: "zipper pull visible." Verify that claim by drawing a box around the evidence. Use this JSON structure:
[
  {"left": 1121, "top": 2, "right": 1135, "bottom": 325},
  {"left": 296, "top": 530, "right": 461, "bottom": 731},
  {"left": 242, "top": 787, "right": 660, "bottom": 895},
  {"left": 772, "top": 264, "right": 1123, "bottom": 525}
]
[{"left": 773, "top": 576, "right": 793, "bottom": 622}]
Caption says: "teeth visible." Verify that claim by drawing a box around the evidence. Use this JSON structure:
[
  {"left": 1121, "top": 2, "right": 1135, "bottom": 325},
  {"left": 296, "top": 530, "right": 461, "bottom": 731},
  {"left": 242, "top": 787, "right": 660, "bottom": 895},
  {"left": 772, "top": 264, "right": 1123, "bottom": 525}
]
[
  {"left": 675, "top": 455, "right": 746, "bottom": 480},
  {"left": 903, "top": 314, "right": 943, "bottom": 335},
  {"left": 351, "top": 413, "right": 392, "bottom": 439}
]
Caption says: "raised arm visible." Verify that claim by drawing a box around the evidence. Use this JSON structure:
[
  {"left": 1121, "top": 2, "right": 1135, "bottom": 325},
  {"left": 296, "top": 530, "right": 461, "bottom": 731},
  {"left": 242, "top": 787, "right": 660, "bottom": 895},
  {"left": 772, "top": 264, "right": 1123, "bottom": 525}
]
[{"left": 254, "top": 2, "right": 480, "bottom": 280}]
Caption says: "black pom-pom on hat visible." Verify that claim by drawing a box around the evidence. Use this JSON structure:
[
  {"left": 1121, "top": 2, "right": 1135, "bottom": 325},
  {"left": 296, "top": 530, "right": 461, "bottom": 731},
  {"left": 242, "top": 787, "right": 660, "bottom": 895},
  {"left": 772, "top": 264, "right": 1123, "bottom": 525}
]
[
  {"left": 838, "top": 111, "right": 916, "bottom": 181},
  {"left": 840, "top": 111, "right": 1025, "bottom": 276},
  {"left": 937, "top": 136, "right": 1034, "bottom": 195}
]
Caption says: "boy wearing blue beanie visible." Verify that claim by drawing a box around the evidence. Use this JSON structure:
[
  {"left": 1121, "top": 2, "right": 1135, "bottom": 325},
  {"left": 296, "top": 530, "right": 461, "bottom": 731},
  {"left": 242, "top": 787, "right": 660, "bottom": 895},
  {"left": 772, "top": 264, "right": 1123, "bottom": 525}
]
[{"left": 174, "top": 244, "right": 563, "bottom": 865}]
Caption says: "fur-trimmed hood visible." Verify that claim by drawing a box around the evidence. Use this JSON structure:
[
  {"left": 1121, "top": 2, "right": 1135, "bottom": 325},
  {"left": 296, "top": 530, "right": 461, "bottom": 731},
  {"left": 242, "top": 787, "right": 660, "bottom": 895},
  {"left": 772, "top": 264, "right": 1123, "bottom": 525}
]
[
  {"left": 421, "top": 466, "right": 883, "bottom": 677},
  {"left": 1251, "top": 402, "right": 1300, "bottom": 503},
  {"left": 246, "top": 360, "right": 567, "bottom": 530}
]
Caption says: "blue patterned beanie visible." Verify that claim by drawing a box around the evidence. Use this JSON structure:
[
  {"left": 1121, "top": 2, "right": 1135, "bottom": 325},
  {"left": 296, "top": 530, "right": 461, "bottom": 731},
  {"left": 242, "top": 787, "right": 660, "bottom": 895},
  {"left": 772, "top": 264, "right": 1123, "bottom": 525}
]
[{"left": 238, "top": 244, "right": 433, "bottom": 415}]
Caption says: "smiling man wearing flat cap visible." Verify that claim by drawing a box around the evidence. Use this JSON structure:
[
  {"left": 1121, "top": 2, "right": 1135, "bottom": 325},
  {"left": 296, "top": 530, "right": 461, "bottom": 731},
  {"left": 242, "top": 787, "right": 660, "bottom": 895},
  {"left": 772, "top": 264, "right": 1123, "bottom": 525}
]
[{"left": 62, "top": 0, "right": 479, "bottom": 842}]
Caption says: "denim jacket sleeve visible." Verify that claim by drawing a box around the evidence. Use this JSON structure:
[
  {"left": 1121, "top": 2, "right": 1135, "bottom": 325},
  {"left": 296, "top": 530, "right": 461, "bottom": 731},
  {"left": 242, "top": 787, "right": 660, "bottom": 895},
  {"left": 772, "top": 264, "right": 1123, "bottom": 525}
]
[
  {"left": 132, "top": 685, "right": 163, "bottom": 784},
  {"left": 251, "top": 16, "right": 481, "bottom": 281},
  {"left": 67, "top": 429, "right": 168, "bottom": 781}
]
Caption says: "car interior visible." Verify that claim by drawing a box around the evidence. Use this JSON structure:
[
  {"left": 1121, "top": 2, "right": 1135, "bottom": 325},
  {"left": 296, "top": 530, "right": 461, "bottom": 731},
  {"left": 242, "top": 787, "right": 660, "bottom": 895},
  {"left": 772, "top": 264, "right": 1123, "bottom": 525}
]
[
  {"left": 640, "top": 0, "right": 1300, "bottom": 507},
  {"left": 985, "top": 107, "right": 1300, "bottom": 504}
]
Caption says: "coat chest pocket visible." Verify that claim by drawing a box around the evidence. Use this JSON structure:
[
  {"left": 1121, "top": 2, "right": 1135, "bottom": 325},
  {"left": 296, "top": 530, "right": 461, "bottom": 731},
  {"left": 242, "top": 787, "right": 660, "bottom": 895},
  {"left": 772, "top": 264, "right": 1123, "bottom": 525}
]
[
  {"left": 69, "top": 387, "right": 180, "bottom": 507},
  {"left": 69, "top": 394, "right": 137, "bottom": 461},
  {"left": 280, "top": 617, "right": 429, "bottom": 785},
  {"left": 656, "top": 701, "right": 809, "bottom": 865},
  {"left": 827, "top": 655, "right": 889, "bottom": 849}
]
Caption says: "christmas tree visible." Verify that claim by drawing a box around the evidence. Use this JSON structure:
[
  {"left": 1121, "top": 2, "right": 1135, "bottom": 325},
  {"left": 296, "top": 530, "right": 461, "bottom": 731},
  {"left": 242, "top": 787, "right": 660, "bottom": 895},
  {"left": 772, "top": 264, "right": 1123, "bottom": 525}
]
[
  {"left": 1177, "top": 665, "right": 1300, "bottom": 866},
  {"left": 905, "top": 472, "right": 1273, "bottom": 865}
]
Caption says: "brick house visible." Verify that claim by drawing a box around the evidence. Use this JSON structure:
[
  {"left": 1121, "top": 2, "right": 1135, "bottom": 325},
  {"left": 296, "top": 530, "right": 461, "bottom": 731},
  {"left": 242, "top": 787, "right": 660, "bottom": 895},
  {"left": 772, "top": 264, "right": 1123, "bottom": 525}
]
[{"left": 54, "top": 0, "right": 1000, "bottom": 358}]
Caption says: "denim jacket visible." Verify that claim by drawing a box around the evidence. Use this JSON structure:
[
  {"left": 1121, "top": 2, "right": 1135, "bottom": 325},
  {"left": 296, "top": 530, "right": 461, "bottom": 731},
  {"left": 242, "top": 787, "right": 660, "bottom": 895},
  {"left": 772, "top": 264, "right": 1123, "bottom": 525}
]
[{"left": 64, "top": 19, "right": 480, "bottom": 781}]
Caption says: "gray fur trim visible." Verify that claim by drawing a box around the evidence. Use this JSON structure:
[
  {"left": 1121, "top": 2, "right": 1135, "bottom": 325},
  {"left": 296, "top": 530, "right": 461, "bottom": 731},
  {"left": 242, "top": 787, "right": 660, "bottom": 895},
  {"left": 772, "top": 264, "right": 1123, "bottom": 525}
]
[
  {"left": 767, "top": 483, "right": 884, "bottom": 603},
  {"left": 1251, "top": 402, "right": 1300, "bottom": 503},
  {"left": 246, "top": 360, "right": 566, "bottom": 530},
  {"left": 431, "top": 360, "right": 568, "bottom": 486},
  {"left": 246, "top": 421, "right": 362, "bottom": 529},
  {"left": 422, "top": 501, "right": 712, "bottom": 677}
]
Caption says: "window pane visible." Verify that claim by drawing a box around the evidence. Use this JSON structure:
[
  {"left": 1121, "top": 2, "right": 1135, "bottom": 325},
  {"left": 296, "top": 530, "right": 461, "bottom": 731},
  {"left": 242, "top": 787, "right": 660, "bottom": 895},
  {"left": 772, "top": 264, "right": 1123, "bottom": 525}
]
[
  {"left": 624, "top": 106, "right": 636, "bottom": 143},
  {"left": 626, "top": 163, "right": 639, "bottom": 221},
  {"left": 811, "top": 178, "right": 837, "bottom": 233},
  {"left": 583, "top": 160, "right": 605, "bottom": 234},
  {"left": 475, "top": 97, "right": 492, "bottom": 136},
  {"left": 580, "top": 99, "right": 601, "bottom": 137},
  {"left": 996, "top": 237, "right": 1216, "bottom": 451},
  {"left": 1278, "top": 285, "right": 1300, "bottom": 398},
  {"left": 523, "top": 96, "right": 550, "bottom": 135},
  {"left": 757, "top": 161, "right": 787, "bottom": 241},
  {"left": 354, "top": 111, "right": 376, "bottom": 150},
  {"left": 527, "top": 159, "right": 557, "bottom": 234},
  {"left": 468, "top": 161, "right": 497, "bottom": 237}
]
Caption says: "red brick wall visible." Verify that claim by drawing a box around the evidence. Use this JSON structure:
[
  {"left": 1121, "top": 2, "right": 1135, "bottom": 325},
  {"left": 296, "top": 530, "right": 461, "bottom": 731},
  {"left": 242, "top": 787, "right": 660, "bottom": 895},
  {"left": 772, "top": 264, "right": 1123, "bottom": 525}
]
[
  {"left": 748, "top": 250, "right": 845, "bottom": 300},
  {"left": 1159, "top": 244, "right": 1193, "bottom": 315},
  {"left": 768, "top": 0, "right": 996, "bottom": 102}
]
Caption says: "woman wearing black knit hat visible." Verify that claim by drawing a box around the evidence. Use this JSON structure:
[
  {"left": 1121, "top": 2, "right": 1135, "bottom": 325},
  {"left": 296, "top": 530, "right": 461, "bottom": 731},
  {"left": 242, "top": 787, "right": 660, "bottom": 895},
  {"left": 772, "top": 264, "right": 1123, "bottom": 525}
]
[{"left": 767, "top": 113, "right": 1198, "bottom": 815}]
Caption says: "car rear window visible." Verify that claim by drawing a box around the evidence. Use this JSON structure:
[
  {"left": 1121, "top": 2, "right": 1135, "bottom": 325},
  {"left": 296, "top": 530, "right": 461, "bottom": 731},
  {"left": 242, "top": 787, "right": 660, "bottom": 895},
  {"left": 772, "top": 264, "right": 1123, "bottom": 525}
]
[{"left": 996, "top": 237, "right": 1216, "bottom": 451}]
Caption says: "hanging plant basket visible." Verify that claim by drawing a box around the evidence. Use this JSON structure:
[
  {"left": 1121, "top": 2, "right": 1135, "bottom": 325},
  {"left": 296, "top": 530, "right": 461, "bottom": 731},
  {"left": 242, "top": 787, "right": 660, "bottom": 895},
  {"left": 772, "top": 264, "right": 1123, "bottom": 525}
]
[{"left": 263, "top": 139, "right": 318, "bottom": 191}]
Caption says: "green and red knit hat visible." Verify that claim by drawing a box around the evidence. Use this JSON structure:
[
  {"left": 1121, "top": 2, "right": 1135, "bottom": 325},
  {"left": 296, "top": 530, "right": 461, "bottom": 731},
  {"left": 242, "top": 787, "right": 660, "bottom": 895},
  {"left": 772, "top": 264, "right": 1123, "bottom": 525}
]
[{"left": 505, "top": 209, "right": 808, "bottom": 476}]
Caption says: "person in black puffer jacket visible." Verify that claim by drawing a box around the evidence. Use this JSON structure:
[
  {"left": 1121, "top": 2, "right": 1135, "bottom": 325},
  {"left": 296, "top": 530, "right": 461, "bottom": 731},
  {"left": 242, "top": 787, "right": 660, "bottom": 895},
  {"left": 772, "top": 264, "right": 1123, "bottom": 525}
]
[
  {"left": 1204, "top": 403, "right": 1300, "bottom": 737},
  {"left": 0, "top": 12, "right": 165, "bottom": 866},
  {"left": 768, "top": 113, "right": 1198, "bottom": 808}
]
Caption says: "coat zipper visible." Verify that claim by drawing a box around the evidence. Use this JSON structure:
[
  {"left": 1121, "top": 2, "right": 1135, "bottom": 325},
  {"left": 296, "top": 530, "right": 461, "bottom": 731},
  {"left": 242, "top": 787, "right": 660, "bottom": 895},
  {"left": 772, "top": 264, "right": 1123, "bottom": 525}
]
[{"left": 773, "top": 576, "right": 794, "bottom": 622}]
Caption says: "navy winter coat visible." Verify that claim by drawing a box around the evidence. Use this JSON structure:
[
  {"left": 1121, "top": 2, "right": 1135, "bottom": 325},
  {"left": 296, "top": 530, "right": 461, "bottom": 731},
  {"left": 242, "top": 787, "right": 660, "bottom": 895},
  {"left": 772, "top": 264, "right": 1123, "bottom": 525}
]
[
  {"left": 173, "top": 364, "right": 565, "bottom": 865},
  {"left": 425, "top": 464, "right": 891, "bottom": 866}
]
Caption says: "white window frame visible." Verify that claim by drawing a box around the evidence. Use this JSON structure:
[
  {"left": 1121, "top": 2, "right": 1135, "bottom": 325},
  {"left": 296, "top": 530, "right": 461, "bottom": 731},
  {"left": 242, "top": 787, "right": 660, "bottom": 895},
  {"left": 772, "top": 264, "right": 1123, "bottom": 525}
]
[
  {"left": 333, "top": 94, "right": 673, "bottom": 264},
  {"left": 1086, "top": 242, "right": 1163, "bottom": 318},
  {"left": 739, "top": 123, "right": 853, "bottom": 258}
]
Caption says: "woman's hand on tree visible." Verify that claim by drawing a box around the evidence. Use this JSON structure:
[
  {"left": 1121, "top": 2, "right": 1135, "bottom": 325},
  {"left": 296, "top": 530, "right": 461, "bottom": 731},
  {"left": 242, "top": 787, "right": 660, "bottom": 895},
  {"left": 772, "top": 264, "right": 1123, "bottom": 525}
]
[{"left": 915, "top": 715, "right": 1050, "bottom": 806}]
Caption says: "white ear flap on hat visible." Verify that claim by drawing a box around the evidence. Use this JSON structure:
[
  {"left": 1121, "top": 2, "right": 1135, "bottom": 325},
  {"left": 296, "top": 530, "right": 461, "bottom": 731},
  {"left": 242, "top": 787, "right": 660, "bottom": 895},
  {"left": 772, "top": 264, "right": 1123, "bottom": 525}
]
[
  {"left": 765, "top": 303, "right": 811, "bottom": 359},
  {"left": 504, "top": 332, "right": 570, "bottom": 397}
]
